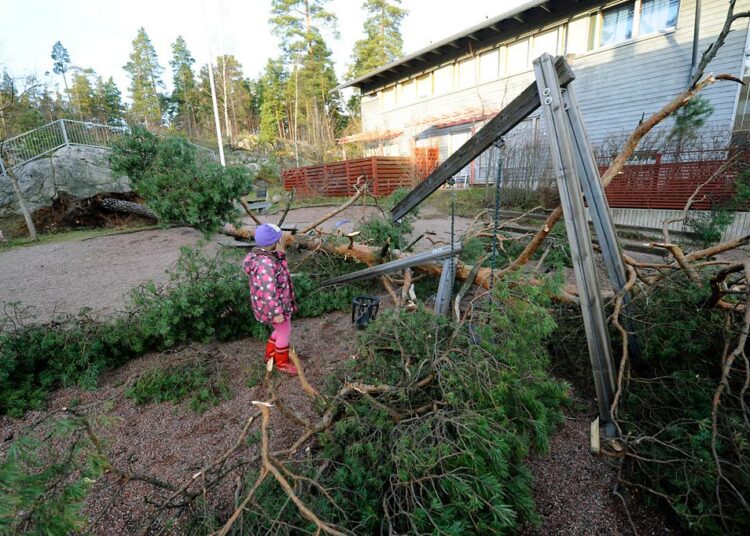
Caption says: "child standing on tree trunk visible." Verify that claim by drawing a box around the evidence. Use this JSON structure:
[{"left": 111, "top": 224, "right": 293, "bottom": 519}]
[{"left": 244, "top": 223, "right": 298, "bottom": 376}]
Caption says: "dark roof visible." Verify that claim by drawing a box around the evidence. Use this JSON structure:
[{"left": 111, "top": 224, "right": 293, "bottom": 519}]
[{"left": 339, "top": 0, "right": 596, "bottom": 94}]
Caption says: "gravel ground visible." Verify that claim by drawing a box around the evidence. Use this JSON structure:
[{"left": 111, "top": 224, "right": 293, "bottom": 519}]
[
  {"left": 521, "top": 397, "right": 680, "bottom": 536},
  {"left": 0, "top": 227, "right": 209, "bottom": 324},
  {"left": 0, "top": 311, "right": 357, "bottom": 535},
  {"left": 0, "top": 205, "right": 472, "bottom": 324}
]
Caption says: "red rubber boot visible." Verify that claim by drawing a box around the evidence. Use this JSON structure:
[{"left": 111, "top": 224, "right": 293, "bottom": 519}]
[
  {"left": 265, "top": 337, "right": 276, "bottom": 362},
  {"left": 274, "top": 346, "right": 298, "bottom": 376}
]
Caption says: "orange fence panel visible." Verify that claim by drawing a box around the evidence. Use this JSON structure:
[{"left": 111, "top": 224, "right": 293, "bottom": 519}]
[{"left": 282, "top": 155, "right": 436, "bottom": 198}]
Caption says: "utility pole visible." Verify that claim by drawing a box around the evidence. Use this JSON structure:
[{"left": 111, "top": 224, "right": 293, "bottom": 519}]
[
  {"left": 201, "top": 0, "right": 225, "bottom": 167},
  {"left": 293, "top": 57, "right": 300, "bottom": 168},
  {"left": 207, "top": 58, "right": 226, "bottom": 167}
]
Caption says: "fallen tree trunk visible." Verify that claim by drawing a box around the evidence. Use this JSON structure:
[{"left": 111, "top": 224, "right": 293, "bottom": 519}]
[{"left": 222, "top": 224, "right": 579, "bottom": 303}]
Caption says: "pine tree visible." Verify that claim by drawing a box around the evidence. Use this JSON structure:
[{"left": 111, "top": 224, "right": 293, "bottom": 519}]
[
  {"left": 169, "top": 36, "right": 197, "bottom": 136},
  {"left": 215, "top": 54, "right": 242, "bottom": 145},
  {"left": 69, "top": 69, "right": 96, "bottom": 120},
  {"left": 349, "top": 0, "right": 407, "bottom": 78},
  {"left": 269, "top": 0, "right": 343, "bottom": 159},
  {"left": 123, "top": 27, "right": 164, "bottom": 127},
  {"left": 50, "top": 41, "right": 72, "bottom": 105},
  {"left": 95, "top": 77, "right": 125, "bottom": 126},
  {"left": 270, "top": 0, "right": 338, "bottom": 56},
  {"left": 259, "top": 58, "right": 288, "bottom": 144},
  {"left": 0, "top": 72, "right": 44, "bottom": 135}
]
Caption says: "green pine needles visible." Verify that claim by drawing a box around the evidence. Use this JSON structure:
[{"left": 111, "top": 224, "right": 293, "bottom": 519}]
[
  {"left": 125, "top": 357, "right": 232, "bottom": 414},
  {"left": 0, "top": 416, "right": 108, "bottom": 535},
  {"left": 0, "top": 247, "right": 363, "bottom": 418},
  {"left": 239, "top": 275, "right": 569, "bottom": 534},
  {"left": 109, "top": 127, "right": 254, "bottom": 235}
]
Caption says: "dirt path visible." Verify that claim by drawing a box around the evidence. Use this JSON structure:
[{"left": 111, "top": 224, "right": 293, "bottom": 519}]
[
  {"left": 521, "top": 398, "right": 679, "bottom": 535},
  {"left": 0, "top": 227, "right": 208, "bottom": 324}
]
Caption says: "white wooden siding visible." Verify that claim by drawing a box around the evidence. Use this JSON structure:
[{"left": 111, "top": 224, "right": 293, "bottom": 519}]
[
  {"left": 360, "top": 0, "right": 750, "bottom": 160},
  {"left": 590, "top": 208, "right": 750, "bottom": 241}
]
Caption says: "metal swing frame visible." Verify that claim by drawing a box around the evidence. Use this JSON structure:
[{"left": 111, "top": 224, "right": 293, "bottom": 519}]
[{"left": 321, "top": 55, "right": 635, "bottom": 436}]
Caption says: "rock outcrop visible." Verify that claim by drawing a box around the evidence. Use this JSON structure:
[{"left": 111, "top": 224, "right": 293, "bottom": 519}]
[{"left": 0, "top": 146, "right": 131, "bottom": 217}]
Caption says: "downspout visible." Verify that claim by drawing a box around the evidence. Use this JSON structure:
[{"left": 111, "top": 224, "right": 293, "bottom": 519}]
[{"left": 689, "top": 0, "right": 702, "bottom": 85}]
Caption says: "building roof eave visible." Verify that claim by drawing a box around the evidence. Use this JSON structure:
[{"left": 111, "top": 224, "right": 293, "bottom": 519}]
[{"left": 336, "top": 0, "right": 550, "bottom": 92}]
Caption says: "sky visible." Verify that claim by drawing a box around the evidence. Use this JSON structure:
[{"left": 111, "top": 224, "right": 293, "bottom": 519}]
[{"left": 0, "top": 0, "right": 529, "bottom": 96}]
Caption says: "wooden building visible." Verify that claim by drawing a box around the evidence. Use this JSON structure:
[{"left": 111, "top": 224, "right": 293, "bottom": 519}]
[{"left": 339, "top": 0, "right": 750, "bottom": 185}]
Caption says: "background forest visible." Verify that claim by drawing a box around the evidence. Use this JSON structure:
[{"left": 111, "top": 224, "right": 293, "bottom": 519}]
[{"left": 0, "top": 0, "right": 408, "bottom": 164}]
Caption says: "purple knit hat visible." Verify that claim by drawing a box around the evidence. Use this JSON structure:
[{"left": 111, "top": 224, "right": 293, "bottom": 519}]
[{"left": 255, "top": 223, "right": 283, "bottom": 247}]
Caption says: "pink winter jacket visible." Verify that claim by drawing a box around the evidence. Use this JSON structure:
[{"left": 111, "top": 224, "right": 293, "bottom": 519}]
[{"left": 244, "top": 249, "right": 298, "bottom": 325}]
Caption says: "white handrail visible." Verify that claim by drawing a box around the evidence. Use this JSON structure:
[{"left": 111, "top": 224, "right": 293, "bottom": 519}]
[{"left": 0, "top": 119, "right": 216, "bottom": 175}]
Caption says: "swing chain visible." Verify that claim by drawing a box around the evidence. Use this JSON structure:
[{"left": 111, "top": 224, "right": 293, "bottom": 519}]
[
  {"left": 447, "top": 176, "right": 456, "bottom": 283},
  {"left": 489, "top": 138, "right": 505, "bottom": 298}
]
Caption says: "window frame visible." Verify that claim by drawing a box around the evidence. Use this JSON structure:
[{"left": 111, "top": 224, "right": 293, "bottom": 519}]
[
  {"left": 457, "top": 57, "right": 478, "bottom": 89},
  {"left": 637, "top": 0, "right": 680, "bottom": 37},
  {"left": 506, "top": 37, "right": 531, "bottom": 76},
  {"left": 593, "top": 0, "right": 680, "bottom": 51}
]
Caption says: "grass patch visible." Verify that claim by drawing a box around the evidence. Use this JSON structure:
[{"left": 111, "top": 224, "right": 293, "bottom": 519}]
[
  {"left": 425, "top": 188, "right": 494, "bottom": 218},
  {"left": 0, "top": 225, "right": 160, "bottom": 252},
  {"left": 126, "top": 357, "right": 231, "bottom": 414}
]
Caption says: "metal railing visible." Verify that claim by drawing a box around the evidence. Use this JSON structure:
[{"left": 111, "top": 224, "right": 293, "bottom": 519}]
[{"left": 0, "top": 119, "right": 216, "bottom": 176}]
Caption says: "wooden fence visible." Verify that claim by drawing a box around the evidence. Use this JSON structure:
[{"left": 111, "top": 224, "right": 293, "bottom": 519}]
[
  {"left": 282, "top": 155, "right": 435, "bottom": 197},
  {"left": 600, "top": 150, "right": 744, "bottom": 210}
]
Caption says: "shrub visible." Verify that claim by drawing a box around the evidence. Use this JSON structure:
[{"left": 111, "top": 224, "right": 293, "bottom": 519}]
[
  {"left": 358, "top": 189, "right": 417, "bottom": 250},
  {"left": 0, "top": 247, "right": 364, "bottom": 417},
  {"left": 550, "top": 270, "right": 750, "bottom": 534},
  {"left": 0, "top": 416, "right": 107, "bottom": 534}
]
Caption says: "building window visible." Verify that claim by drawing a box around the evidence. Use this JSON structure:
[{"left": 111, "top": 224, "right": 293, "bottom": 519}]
[
  {"left": 596, "top": 0, "right": 680, "bottom": 48},
  {"left": 400, "top": 79, "right": 416, "bottom": 106},
  {"left": 639, "top": 0, "right": 679, "bottom": 35},
  {"left": 532, "top": 28, "right": 559, "bottom": 58},
  {"left": 479, "top": 49, "right": 499, "bottom": 83},
  {"left": 381, "top": 87, "right": 396, "bottom": 110},
  {"left": 458, "top": 58, "right": 476, "bottom": 89},
  {"left": 416, "top": 74, "right": 432, "bottom": 100},
  {"left": 600, "top": 2, "right": 635, "bottom": 47},
  {"left": 434, "top": 65, "right": 453, "bottom": 94},
  {"left": 507, "top": 38, "right": 529, "bottom": 75},
  {"left": 567, "top": 16, "right": 591, "bottom": 55},
  {"left": 734, "top": 45, "right": 750, "bottom": 132}
]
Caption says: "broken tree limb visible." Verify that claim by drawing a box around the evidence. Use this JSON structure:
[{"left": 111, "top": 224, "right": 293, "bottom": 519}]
[
  {"left": 277, "top": 189, "right": 295, "bottom": 227},
  {"left": 661, "top": 155, "right": 740, "bottom": 243},
  {"left": 601, "top": 77, "right": 721, "bottom": 188},
  {"left": 497, "top": 206, "right": 563, "bottom": 277},
  {"left": 222, "top": 224, "right": 579, "bottom": 304},
  {"left": 690, "top": 0, "right": 750, "bottom": 88},
  {"left": 239, "top": 198, "right": 263, "bottom": 225},
  {"left": 454, "top": 254, "right": 487, "bottom": 323},
  {"left": 251, "top": 402, "right": 350, "bottom": 536},
  {"left": 601, "top": 2, "right": 748, "bottom": 189},
  {"left": 300, "top": 177, "right": 367, "bottom": 234},
  {"left": 687, "top": 234, "right": 750, "bottom": 261},
  {"left": 649, "top": 243, "right": 701, "bottom": 284}
]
